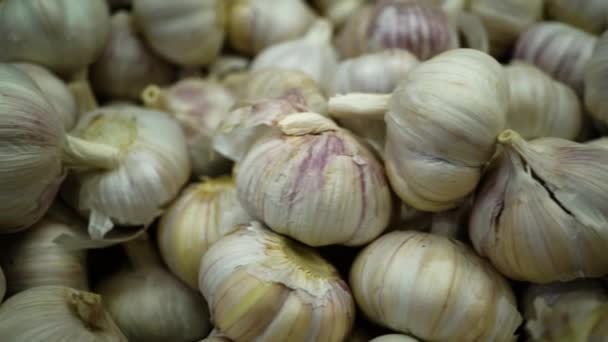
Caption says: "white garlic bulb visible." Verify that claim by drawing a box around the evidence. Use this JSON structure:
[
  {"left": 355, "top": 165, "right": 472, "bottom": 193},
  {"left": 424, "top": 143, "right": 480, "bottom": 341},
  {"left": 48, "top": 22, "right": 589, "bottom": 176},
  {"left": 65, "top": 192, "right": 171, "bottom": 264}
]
[
  {"left": 0, "top": 266, "right": 5, "bottom": 303},
  {"left": 585, "top": 31, "right": 608, "bottom": 128},
  {"left": 252, "top": 19, "right": 338, "bottom": 93},
  {"left": 62, "top": 104, "right": 190, "bottom": 238},
  {"left": 236, "top": 113, "right": 392, "bottom": 247},
  {"left": 514, "top": 22, "right": 597, "bottom": 94},
  {"left": 199, "top": 222, "right": 355, "bottom": 342},
  {"left": 158, "top": 177, "right": 252, "bottom": 288},
  {"left": 13, "top": 63, "right": 78, "bottom": 130},
  {"left": 91, "top": 11, "right": 175, "bottom": 101},
  {"left": 312, "top": 0, "right": 365, "bottom": 26},
  {"left": 504, "top": 61, "right": 582, "bottom": 140},
  {"left": 133, "top": 0, "right": 225, "bottom": 66},
  {"left": 228, "top": 0, "right": 317, "bottom": 55},
  {"left": 370, "top": 335, "right": 421, "bottom": 342},
  {"left": 0, "top": 0, "right": 111, "bottom": 75},
  {"left": 546, "top": 0, "right": 608, "bottom": 34},
  {"left": 142, "top": 78, "right": 234, "bottom": 177},
  {"left": 0, "top": 286, "right": 127, "bottom": 341},
  {"left": 350, "top": 230, "right": 522, "bottom": 341},
  {"left": 470, "top": 130, "right": 608, "bottom": 283}
]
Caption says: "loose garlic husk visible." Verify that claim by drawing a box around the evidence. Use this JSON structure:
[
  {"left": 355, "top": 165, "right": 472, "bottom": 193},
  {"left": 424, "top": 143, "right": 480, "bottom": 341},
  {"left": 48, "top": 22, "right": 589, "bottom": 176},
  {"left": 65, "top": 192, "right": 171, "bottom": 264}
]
[
  {"left": 228, "top": 0, "right": 317, "bottom": 55},
  {"left": 157, "top": 176, "right": 252, "bottom": 288},
  {"left": 96, "top": 235, "right": 211, "bottom": 342},
  {"left": 236, "top": 112, "right": 392, "bottom": 246},
  {"left": 370, "top": 335, "right": 421, "bottom": 342},
  {"left": 133, "top": 0, "right": 225, "bottom": 66},
  {"left": 62, "top": 104, "right": 190, "bottom": 238},
  {"left": 514, "top": 22, "right": 597, "bottom": 94},
  {"left": 91, "top": 11, "right": 175, "bottom": 101},
  {"left": 0, "top": 0, "right": 111, "bottom": 75},
  {"left": 470, "top": 130, "right": 608, "bottom": 283},
  {"left": 585, "top": 31, "right": 608, "bottom": 128},
  {"left": 199, "top": 222, "right": 355, "bottom": 342},
  {"left": 141, "top": 78, "right": 234, "bottom": 177},
  {"left": 350, "top": 230, "right": 522, "bottom": 341},
  {"left": 545, "top": 0, "right": 608, "bottom": 34},
  {"left": 469, "top": 0, "right": 543, "bottom": 58},
  {"left": 336, "top": 1, "right": 459, "bottom": 60},
  {"left": 0, "top": 286, "right": 127, "bottom": 341},
  {"left": 504, "top": 61, "right": 582, "bottom": 140},
  {"left": 312, "top": 0, "right": 365, "bottom": 27},
  {"left": 252, "top": 19, "right": 338, "bottom": 94}
]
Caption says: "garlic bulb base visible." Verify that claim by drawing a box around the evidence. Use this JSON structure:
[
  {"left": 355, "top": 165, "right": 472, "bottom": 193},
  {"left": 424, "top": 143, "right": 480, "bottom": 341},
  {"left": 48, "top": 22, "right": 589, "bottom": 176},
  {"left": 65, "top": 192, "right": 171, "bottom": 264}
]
[
  {"left": 62, "top": 135, "right": 121, "bottom": 170},
  {"left": 328, "top": 93, "right": 389, "bottom": 119},
  {"left": 69, "top": 291, "right": 105, "bottom": 328},
  {"left": 141, "top": 84, "right": 167, "bottom": 110}
]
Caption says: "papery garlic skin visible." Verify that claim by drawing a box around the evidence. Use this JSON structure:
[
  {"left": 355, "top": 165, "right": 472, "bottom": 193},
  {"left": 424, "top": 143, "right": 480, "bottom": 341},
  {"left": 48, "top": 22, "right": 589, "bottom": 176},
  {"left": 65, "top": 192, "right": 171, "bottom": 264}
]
[
  {"left": 470, "top": 130, "right": 608, "bottom": 283},
  {"left": 228, "top": 0, "right": 317, "bottom": 55},
  {"left": 0, "top": 286, "right": 127, "bottom": 341},
  {"left": 236, "top": 113, "right": 392, "bottom": 247},
  {"left": 585, "top": 31, "right": 608, "bottom": 128},
  {"left": 133, "top": 0, "right": 225, "bottom": 66},
  {"left": 199, "top": 222, "right": 355, "bottom": 342},
  {"left": 385, "top": 48, "right": 508, "bottom": 211},
  {"left": 158, "top": 177, "right": 253, "bottom": 288},
  {"left": 370, "top": 335, "right": 420, "bottom": 342},
  {"left": 546, "top": 0, "right": 608, "bottom": 34},
  {"left": 514, "top": 22, "right": 597, "bottom": 94},
  {"left": 505, "top": 62, "right": 582, "bottom": 140},
  {"left": 0, "top": 0, "right": 111, "bottom": 75},
  {"left": 91, "top": 11, "right": 175, "bottom": 101},
  {"left": 350, "top": 230, "right": 521, "bottom": 341}
]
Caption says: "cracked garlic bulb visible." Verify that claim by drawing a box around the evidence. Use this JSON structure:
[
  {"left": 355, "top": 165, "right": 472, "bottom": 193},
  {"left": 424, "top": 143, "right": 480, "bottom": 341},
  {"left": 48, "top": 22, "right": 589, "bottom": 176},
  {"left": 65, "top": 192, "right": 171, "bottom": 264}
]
[
  {"left": 585, "top": 31, "right": 608, "bottom": 128},
  {"left": 199, "top": 222, "right": 355, "bottom": 342},
  {"left": 470, "top": 130, "right": 608, "bottom": 283}
]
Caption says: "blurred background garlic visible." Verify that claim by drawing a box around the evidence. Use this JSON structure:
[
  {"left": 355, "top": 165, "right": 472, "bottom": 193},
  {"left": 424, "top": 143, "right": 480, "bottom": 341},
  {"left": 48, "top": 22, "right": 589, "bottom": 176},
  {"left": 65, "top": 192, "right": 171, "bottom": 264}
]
[
  {"left": 545, "top": 0, "right": 608, "bottom": 34},
  {"left": 142, "top": 78, "right": 234, "bottom": 177},
  {"left": 370, "top": 335, "right": 421, "bottom": 342},
  {"left": 469, "top": 0, "right": 543, "bottom": 58},
  {"left": 91, "top": 11, "right": 176, "bottom": 101},
  {"left": 585, "top": 31, "right": 608, "bottom": 129},
  {"left": 62, "top": 104, "right": 190, "bottom": 238},
  {"left": 251, "top": 19, "right": 338, "bottom": 93},
  {"left": 522, "top": 279, "right": 608, "bottom": 341},
  {"left": 350, "top": 230, "right": 522, "bottom": 341},
  {"left": 0, "top": 0, "right": 111, "bottom": 75},
  {"left": 236, "top": 113, "right": 392, "bottom": 246},
  {"left": 96, "top": 234, "right": 211, "bottom": 342},
  {"left": 504, "top": 61, "right": 582, "bottom": 140},
  {"left": 157, "top": 176, "right": 252, "bottom": 288},
  {"left": 470, "top": 130, "right": 608, "bottom": 283},
  {"left": 228, "top": 0, "right": 317, "bottom": 55},
  {"left": 0, "top": 286, "right": 127, "bottom": 341},
  {"left": 133, "top": 0, "right": 225, "bottom": 66},
  {"left": 199, "top": 222, "right": 355, "bottom": 342},
  {"left": 311, "top": 0, "right": 365, "bottom": 27},
  {"left": 514, "top": 22, "right": 597, "bottom": 95},
  {"left": 336, "top": 1, "right": 459, "bottom": 60}
]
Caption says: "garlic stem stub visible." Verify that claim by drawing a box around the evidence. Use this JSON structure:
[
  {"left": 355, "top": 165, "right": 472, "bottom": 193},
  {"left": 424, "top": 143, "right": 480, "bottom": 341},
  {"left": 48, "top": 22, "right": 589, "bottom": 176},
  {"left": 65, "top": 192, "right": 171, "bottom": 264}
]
[
  {"left": 545, "top": 0, "right": 608, "bottom": 34},
  {"left": 62, "top": 104, "right": 190, "bottom": 239},
  {"left": 350, "top": 230, "right": 522, "bottom": 341},
  {"left": 236, "top": 112, "right": 392, "bottom": 247},
  {"left": 199, "top": 222, "right": 355, "bottom": 342},
  {"left": 157, "top": 176, "right": 253, "bottom": 288},
  {"left": 0, "top": 0, "right": 111, "bottom": 75},
  {"left": 585, "top": 30, "right": 608, "bottom": 129},
  {"left": 0, "top": 286, "right": 127, "bottom": 341},
  {"left": 470, "top": 130, "right": 608, "bottom": 283}
]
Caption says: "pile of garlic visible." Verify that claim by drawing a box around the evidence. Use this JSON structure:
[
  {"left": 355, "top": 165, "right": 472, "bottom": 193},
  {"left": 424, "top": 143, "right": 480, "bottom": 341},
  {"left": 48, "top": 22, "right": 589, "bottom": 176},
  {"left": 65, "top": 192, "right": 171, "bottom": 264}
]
[{"left": 0, "top": 0, "right": 607, "bottom": 341}]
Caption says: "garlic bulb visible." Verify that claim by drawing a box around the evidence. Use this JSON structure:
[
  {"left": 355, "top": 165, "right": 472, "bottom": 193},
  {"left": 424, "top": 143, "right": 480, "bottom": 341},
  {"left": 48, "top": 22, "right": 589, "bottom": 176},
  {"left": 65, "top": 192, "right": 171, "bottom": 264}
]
[
  {"left": 312, "top": 0, "right": 365, "bottom": 26},
  {"left": 252, "top": 19, "right": 338, "bottom": 93},
  {"left": 133, "top": 0, "right": 225, "bottom": 66},
  {"left": 0, "top": 286, "right": 127, "bottom": 341},
  {"left": 91, "top": 11, "right": 175, "bottom": 101},
  {"left": 13, "top": 63, "right": 78, "bottom": 131},
  {"left": 199, "top": 222, "right": 355, "bottom": 341},
  {"left": 62, "top": 104, "right": 190, "bottom": 238},
  {"left": 546, "top": 0, "right": 608, "bottom": 34},
  {"left": 236, "top": 113, "right": 392, "bottom": 246},
  {"left": 469, "top": 0, "right": 543, "bottom": 57},
  {"left": 585, "top": 31, "right": 608, "bottom": 128},
  {"left": 228, "top": 0, "right": 317, "bottom": 55},
  {"left": 470, "top": 130, "right": 608, "bottom": 283},
  {"left": 336, "top": 1, "right": 459, "bottom": 60},
  {"left": 370, "top": 335, "right": 421, "bottom": 342},
  {"left": 504, "top": 62, "right": 582, "bottom": 140},
  {"left": 514, "top": 22, "right": 597, "bottom": 94},
  {"left": 158, "top": 177, "right": 252, "bottom": 288},
  {"left": 0, "top": 266, "right": 5, "bottom": 303},
  {"left": 0, "top": 0, "right": 111, "bottom": 75},
  {"left": 142, "top": 78, "right": 234, "bottom": 177},
  {"left": 350, "top": 230, "right": 522, "bottom": 341},
  {"left": 0, "top": 64, "right": 120, "bottom": 233},
  {"left": 0, "top": 216, "right": 88, "bottom": 296}
]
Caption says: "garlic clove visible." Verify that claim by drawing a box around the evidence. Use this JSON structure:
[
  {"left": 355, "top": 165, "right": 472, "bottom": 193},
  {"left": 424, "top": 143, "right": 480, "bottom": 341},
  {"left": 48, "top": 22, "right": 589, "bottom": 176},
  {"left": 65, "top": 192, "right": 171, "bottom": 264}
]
[
  {"left": 236, "top": 112, "right": 392, "bottom": 247},
  {"left": 350, "top": 230, "right": 522, "bottom": 341},
  {"left": 545, "top": 0, "right": 608, "bottom": 34},
  {"left": 199, "top": 222, "right": 355, "bottom": 342},
  {"left": 585, "top": 31, "right": 608, "bottom": 129},
  {"left": 370, "top": 334, "right": 421, "bottom": 342}
]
